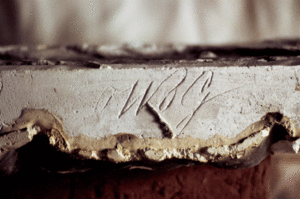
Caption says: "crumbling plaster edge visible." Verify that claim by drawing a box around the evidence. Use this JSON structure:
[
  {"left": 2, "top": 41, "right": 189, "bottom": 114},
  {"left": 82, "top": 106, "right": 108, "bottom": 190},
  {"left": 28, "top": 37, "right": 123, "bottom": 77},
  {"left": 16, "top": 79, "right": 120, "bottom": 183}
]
[{"left": 0, "top": 109, "right": 299, "bottom": 172}]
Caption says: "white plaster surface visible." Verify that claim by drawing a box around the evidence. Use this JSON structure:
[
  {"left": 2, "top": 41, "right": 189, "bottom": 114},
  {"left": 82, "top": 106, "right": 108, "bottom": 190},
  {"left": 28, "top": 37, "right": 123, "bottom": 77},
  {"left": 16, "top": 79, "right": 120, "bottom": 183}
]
[{"left": 1, "top": 65, "right": 300, "bottom": 140}]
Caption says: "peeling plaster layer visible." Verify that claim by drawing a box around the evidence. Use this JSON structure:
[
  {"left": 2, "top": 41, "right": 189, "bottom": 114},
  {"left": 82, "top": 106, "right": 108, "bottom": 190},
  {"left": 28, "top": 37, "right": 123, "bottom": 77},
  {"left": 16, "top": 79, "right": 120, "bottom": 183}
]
[
  {"left": 0, "top": 64, "right": 300, "bottom": 173},
  {"left": 0, "top": 108, "right": 298, "bottom": 173}
]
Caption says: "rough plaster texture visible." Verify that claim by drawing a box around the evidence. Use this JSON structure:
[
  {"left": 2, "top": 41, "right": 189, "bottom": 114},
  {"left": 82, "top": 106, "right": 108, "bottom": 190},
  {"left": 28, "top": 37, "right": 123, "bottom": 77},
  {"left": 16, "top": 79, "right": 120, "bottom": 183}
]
[
  {"left": 0, "top": 41, "right": 300, "bottom": 174},
  {"left": 2, "top": 65, "right": 296, "bottom": 139}
]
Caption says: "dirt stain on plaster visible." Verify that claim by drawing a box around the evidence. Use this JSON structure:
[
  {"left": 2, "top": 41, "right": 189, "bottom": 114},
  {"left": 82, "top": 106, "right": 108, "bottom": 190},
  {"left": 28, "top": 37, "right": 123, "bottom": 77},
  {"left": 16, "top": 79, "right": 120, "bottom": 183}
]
[{"left": 294, "top": 70, "right": 300, "bottom": 91}]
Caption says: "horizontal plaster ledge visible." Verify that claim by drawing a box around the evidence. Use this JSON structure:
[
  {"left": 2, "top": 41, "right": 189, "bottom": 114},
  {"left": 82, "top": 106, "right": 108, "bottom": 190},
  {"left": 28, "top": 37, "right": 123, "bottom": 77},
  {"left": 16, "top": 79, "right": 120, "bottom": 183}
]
[{"left": 0, "top": 43, "right": 300, "bottom": 175}]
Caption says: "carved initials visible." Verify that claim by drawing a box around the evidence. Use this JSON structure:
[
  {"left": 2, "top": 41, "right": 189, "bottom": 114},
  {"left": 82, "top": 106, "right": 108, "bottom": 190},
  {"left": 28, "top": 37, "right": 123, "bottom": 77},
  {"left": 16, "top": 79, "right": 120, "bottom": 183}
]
[
  {"left": 95, "top": 69, "right": 215, "bottom": 134},
  {"left": 119, "top": 69, "right": 187, "bottom": 118}
]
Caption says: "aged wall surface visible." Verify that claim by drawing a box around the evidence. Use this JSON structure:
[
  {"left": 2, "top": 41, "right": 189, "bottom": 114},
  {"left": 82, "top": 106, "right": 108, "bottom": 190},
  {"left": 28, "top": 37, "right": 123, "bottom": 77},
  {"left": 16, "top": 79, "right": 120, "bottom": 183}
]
[{"left": 1, "top": 41, "right": 300, "bottom": 198}]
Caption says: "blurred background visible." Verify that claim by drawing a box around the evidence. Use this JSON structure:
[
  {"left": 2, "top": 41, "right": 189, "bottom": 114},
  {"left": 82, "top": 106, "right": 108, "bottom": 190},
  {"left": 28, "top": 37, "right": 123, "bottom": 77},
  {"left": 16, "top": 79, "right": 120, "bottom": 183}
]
[{"left": 0, "top": 0, "right": 300, "bottom": 46}]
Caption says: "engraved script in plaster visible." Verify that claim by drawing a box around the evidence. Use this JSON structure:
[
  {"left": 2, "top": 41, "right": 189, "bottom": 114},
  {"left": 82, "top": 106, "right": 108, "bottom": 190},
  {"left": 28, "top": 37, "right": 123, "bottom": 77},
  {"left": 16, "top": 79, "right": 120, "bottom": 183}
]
[
  {"left": 116, "top": 69, "right": 187, "bottom": 118},
  {"left": 94, "top": 69, "right": 218, "bottom": 137},
  {"left": 93, "top": 68, "right": 244, "bottom": 138},
  {"left": 95, "top": 87, "right": 115, "bottom": 119}
]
